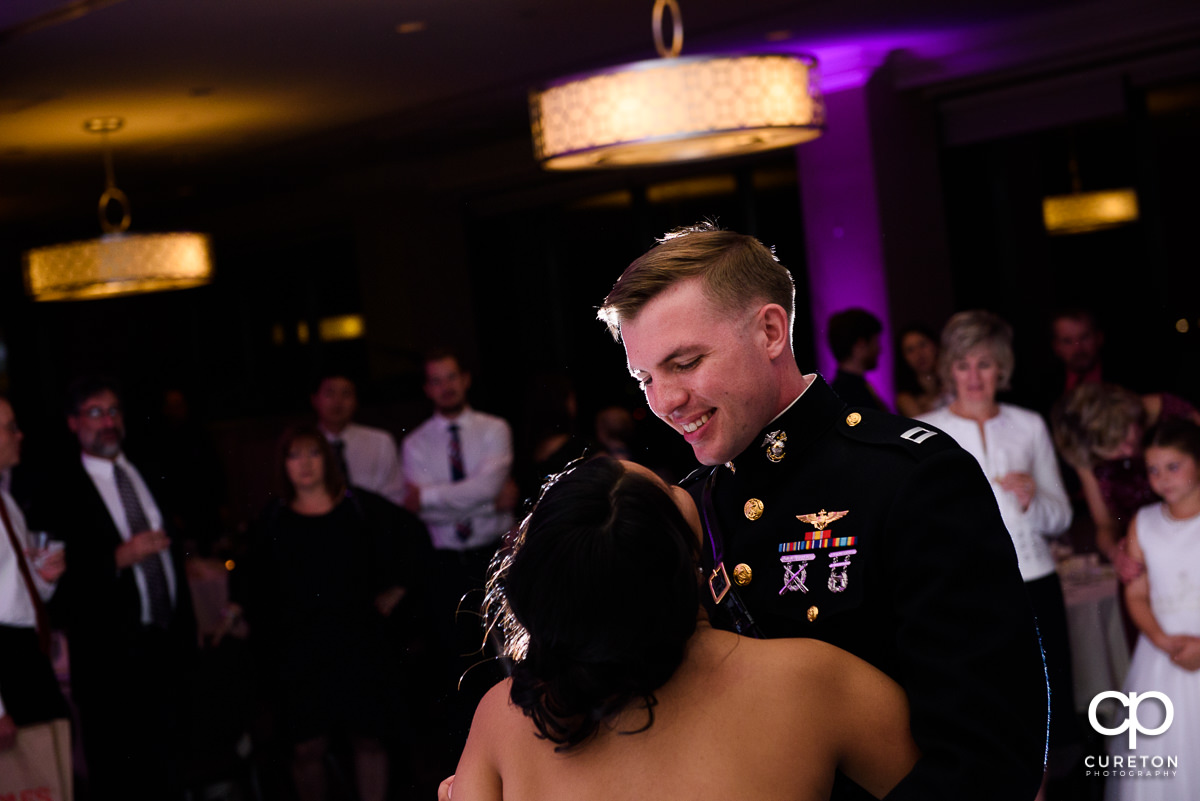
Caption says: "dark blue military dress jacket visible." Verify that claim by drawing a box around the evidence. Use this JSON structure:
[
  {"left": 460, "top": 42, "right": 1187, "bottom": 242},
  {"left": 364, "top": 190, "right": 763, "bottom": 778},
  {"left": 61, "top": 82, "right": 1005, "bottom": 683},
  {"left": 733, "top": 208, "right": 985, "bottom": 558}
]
[{"left": 685, "top": 376, "right": 1048, "bottom": 801}]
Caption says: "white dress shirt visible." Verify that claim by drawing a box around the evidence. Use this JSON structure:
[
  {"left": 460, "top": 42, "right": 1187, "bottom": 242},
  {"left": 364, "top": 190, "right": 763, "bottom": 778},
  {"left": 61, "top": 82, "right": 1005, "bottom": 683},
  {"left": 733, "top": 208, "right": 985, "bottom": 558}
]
[
  {"left": 0, "top": 489, "right": 56, "bottom": 718},
  {"left": 402, "top": 407, "right": 514, "bottom": 551},
  {"left": 81, "top": 452, "right": 178, "bottom": 624},
  {"left": 919, "top": 404, "right": 1072, "bottom": 581},
  {"left": 321, "top": 422, "right": 405, "bottom": 505}
]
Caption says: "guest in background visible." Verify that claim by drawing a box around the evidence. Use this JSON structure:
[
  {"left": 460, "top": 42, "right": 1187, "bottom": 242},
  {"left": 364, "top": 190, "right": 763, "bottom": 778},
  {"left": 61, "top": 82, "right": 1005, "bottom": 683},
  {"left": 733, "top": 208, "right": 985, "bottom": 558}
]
[
  {"left": 1052, "top": 309, "right": 1108, "bottom": 395},
  {"left": 149, "top": 385, "right": 226, "bottom": 556},
  {"left": 827, "top": 307, "right": 888, "bottom": 411},
  {"left": 1052, "top": 383, "right": 1200, "bottom": 576},
  {"left": 593, "top": 405, "right": 636, "bottom": 461},
  {"left": 1025, "top": 309, "right": 1139, "bottom": 417},
  {"left": 515, "top": 373, "right": 583, "bottom": 505},
  {"left": 0, "top": 395, "right": 67, "bottom": 753},
  {"left": 1107, "top": 420, "right": 1200, "bottom": 799},
  {"left": 402, "top": 349, "right": 515, "bottom": 754},
  {"left": 403, "top": 350, "right": 514, "bottom": 598},
  {"left": 918, "top": 310, "right": 1077, "bottom": 791},
  {"left": 894, "top": 324, "right": 945, "bottom": 417},
  {"left": 593, "top": 404, "right": 682, "bottom": 485},
  {"left": 244, "top": 426, "right": 427, "bottom": 801},
  {"left": 312, "top": 371, "right": 406, "bottom": 505},
  {"left": 32, "top": 376, "right": 195, "bottom": 801}
]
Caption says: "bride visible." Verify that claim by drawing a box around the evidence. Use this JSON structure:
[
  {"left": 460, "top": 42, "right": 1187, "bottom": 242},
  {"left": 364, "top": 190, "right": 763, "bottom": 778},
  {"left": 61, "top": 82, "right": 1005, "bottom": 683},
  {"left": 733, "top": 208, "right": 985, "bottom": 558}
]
[{"left": 448, "top": 456, "right": 918, "bottom": 801}]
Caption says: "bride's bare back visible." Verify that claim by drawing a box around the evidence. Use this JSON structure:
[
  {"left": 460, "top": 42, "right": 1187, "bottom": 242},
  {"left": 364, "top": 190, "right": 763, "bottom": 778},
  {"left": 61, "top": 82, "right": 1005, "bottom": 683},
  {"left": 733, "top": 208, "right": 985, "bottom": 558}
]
[{"left": 453, "top": 625, "right": 918, "bottom": 801}]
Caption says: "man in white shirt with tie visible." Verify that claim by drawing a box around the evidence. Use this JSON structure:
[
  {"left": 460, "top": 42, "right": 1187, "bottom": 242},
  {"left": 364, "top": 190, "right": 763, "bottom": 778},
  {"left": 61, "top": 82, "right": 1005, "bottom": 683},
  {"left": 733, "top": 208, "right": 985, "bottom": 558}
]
[
  {"left": 403, "top": 349, "right": 514, "bottom": 584},
  {"left": 311, "top": 371, "right": 406, "bottom": 505},
  {"left": 402, "top": 350, "right": 514, "bottom": 745},
  {"left": 34, "top": 377, "right": 194, "bottom": 801}
]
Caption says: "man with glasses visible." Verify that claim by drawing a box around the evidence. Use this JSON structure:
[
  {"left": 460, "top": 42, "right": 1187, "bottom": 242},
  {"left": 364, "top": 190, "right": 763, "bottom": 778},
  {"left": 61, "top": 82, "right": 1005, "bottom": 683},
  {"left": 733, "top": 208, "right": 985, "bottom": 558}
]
[{"left": 32, "top": 376, "right": 194, "bottom": 801}]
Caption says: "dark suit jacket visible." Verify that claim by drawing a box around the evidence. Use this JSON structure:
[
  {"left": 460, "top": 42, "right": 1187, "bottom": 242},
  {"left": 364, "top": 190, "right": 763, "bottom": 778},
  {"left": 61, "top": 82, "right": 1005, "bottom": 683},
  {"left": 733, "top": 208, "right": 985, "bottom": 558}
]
[
  {"left": 686, "top": 377, "right": 1047, "bottom": 801},
  {"left": 34, "top": 455, "right": 196, "bottom": 706}
]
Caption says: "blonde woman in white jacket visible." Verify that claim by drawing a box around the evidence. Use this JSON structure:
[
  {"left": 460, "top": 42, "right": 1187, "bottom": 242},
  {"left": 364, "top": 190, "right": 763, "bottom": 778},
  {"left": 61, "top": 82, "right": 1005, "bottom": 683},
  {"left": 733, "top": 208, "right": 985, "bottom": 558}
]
[{"left": 919, "top": 310, "right": 1075, "bottom": 795}]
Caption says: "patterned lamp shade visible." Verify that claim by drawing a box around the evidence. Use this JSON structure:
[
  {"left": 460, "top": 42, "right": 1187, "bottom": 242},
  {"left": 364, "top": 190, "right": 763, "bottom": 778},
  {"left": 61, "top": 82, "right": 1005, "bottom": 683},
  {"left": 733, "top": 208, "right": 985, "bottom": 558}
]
[
  {"left": 23, "top": 232, "right": 213, "bottom": 301},
  {"left": 1042, "top": 189, "right": 1139, "bottom": 235},
  {"left": 530, "top": 53, "right": 823, "bottom": 170}
]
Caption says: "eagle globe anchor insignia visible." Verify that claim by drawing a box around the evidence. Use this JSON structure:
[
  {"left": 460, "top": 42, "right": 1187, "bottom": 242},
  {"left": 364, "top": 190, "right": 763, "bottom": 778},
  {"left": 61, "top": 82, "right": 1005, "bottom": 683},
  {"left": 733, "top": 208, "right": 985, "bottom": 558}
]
[{"left": 762, "top": 430, "right": 787, "bottom": 463}]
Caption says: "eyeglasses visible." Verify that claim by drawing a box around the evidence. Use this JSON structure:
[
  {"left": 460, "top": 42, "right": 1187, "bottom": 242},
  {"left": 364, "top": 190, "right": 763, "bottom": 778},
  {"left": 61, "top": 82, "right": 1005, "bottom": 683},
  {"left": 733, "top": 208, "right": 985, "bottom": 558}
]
[{"left": 79, "top": 406, "right": 122, "bottom": 420}]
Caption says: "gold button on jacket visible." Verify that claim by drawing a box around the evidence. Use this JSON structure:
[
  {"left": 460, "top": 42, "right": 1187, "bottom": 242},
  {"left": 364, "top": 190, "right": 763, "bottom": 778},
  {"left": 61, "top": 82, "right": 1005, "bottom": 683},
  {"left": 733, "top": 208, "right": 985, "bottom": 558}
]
[{"left": 743, "top": 498, "right": 764, "bottom": 520}]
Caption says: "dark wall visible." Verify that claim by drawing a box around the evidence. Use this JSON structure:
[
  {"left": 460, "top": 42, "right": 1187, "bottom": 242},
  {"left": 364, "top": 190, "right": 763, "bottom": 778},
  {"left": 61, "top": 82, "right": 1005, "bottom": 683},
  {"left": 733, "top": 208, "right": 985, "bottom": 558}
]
[
  {"left": 0, "top": 147, "right": 810, "bottom": 527},
  {"left": 940, "top": 80, "right": 1200, "bottom": 410}
]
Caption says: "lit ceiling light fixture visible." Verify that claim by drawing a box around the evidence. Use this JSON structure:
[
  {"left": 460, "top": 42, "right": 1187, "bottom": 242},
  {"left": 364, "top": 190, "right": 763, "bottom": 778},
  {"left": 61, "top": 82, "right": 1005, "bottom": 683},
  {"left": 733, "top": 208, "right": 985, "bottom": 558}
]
[
  {"left": 1042, "top": 147, "right": 1139, "bottom": 236},
  {"left": 22, "top": 117, "right": 213, "bottom": 301},
  {"left": 529, "top": 0, "right": 824, "bottom": 170}
]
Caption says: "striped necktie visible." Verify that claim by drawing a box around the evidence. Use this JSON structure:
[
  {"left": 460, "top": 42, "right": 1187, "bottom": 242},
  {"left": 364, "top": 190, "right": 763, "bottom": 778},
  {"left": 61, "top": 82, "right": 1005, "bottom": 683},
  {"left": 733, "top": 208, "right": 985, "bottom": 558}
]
[
  {"left": 332, "top": 438, "right": 351, "bottom": 484},
  {"left": 448, "top": 424, "right": 473, "bottom": 542},
  {"left": 114, "top": 463, "right": 172, "bottom": 628}
]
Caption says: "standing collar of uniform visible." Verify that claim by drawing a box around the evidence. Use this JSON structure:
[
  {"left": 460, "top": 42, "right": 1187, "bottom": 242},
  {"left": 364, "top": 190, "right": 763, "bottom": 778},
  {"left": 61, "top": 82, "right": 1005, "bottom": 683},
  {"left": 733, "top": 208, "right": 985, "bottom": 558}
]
[
  {"left": 764, "top": 374, "right": 815, "bottom": 428},
  {"left": 80, "top": 449, "right": 131, "bottom": 478},
  {"left": 727, "top": 374, "right": 845, "bottom": 474},
  {"left": 433, "top": 406, "right": 475, "bottom": 429}
]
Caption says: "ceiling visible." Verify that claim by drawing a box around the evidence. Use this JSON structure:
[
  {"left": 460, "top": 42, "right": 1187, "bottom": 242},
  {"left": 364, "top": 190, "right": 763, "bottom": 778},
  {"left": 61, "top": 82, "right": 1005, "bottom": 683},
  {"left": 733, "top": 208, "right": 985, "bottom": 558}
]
[{"left": 2, "top": 0, "right": 1199, "bottom": 225}]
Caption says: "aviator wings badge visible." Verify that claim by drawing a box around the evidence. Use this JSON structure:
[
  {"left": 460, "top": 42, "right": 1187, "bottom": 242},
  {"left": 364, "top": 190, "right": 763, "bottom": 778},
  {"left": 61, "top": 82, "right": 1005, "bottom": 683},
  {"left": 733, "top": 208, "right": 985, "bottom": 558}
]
[{"left": 796, "top": 509, "right": 849, "bottom": 531}]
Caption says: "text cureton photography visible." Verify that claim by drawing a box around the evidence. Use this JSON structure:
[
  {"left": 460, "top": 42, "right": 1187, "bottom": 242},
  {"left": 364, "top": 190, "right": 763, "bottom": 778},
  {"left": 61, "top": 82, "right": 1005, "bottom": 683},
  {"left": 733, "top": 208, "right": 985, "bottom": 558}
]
[
  {"left": 1086, "top": 691, "right": 1182, "bottom": 783},
  {"left": 1084, "top": 754, "right": 1178, "bottom": 778}
]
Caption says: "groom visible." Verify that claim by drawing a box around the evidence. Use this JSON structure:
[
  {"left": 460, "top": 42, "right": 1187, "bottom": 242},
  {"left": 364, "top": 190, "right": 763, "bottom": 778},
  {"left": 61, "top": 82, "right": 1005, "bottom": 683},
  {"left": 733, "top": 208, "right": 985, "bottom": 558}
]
[{"left": 597, "top": 223, "right": 1048, "bottom": 801}]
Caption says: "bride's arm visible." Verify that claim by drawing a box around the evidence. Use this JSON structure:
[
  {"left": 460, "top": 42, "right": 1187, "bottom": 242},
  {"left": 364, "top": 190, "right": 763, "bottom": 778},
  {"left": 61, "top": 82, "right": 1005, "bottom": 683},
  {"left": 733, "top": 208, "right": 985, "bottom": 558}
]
[{"left": 819, "top": 647, "right": 920, "bottom": 799}]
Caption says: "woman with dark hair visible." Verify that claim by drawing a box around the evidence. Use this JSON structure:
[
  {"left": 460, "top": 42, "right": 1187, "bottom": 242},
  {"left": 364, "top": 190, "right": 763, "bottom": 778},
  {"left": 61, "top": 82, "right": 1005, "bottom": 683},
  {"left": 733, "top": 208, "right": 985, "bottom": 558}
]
[
  {"left": 243, "top": 426, "right": 430, "bottom": 801},
  {"left": 451, "top": 456, "right": 917, "bottom": 801},
  {"left": 893, "top": 324, "right": 945, "bottom": 417}
]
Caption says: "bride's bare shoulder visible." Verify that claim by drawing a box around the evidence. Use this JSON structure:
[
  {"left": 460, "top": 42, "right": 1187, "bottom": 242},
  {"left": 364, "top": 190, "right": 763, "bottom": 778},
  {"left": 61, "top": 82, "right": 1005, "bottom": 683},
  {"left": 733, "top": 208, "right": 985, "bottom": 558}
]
[
  {"left": 464, "top": 679, "right": 530, "bottom": 750},
  {"left": 738, "top": 633, "right": 854, "bottom": 671},
  {"left": 717, "top": 635, "right": 891, "bottom": 701},
  {"left": 692, "top": 630, "right": 860, "bottom": 692},
  {"left": 474, "top": 679, "right": 520, "bottom": 726}
]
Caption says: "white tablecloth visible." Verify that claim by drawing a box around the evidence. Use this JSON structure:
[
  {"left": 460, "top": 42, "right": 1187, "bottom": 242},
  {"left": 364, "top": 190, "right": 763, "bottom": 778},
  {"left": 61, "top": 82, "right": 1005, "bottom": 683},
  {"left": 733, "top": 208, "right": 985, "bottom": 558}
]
[{"left": 1058, "top": 557, "right": 1130, "bottom": 713}]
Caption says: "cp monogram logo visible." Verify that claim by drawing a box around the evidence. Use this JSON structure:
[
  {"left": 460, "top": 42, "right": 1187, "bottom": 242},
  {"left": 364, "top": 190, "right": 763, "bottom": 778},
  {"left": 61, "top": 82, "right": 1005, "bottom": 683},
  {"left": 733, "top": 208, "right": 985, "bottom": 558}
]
[{"left": 1088, "top": 691, "right": 1174, "bottom": 749}]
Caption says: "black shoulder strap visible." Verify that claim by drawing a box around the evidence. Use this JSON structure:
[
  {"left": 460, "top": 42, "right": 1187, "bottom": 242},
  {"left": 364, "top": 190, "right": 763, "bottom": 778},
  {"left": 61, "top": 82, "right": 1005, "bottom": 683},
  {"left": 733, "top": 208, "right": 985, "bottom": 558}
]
[{"left": 700, "top": 468, "right": 764, "bottom": 639}]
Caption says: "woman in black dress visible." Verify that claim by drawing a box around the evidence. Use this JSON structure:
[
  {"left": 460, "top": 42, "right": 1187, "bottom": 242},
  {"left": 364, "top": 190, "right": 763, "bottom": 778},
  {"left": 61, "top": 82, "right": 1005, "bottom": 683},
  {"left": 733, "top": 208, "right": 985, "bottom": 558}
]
[{"left": 246, "top": 426, "right": 429, "bottom": 801}]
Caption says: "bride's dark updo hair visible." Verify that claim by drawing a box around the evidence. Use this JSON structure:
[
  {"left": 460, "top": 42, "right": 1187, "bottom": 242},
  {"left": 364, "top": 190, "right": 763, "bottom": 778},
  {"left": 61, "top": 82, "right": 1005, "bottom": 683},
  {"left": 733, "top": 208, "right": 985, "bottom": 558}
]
[{"left": 485, "top": 456, "right": 700, "bottom": 750}]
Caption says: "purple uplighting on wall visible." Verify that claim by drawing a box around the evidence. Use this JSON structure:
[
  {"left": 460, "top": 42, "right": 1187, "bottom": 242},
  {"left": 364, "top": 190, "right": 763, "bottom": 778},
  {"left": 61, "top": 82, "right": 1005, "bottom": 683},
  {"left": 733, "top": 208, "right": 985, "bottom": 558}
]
[
  {"left": 696, "top": 23, "right": 1004, "bottom": 408},
  {"left": 716, "top": 27, "right": 973, "bottom": 93},
  {"left": 796, "top": 85, "right": 894, "bottom": 406}
]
